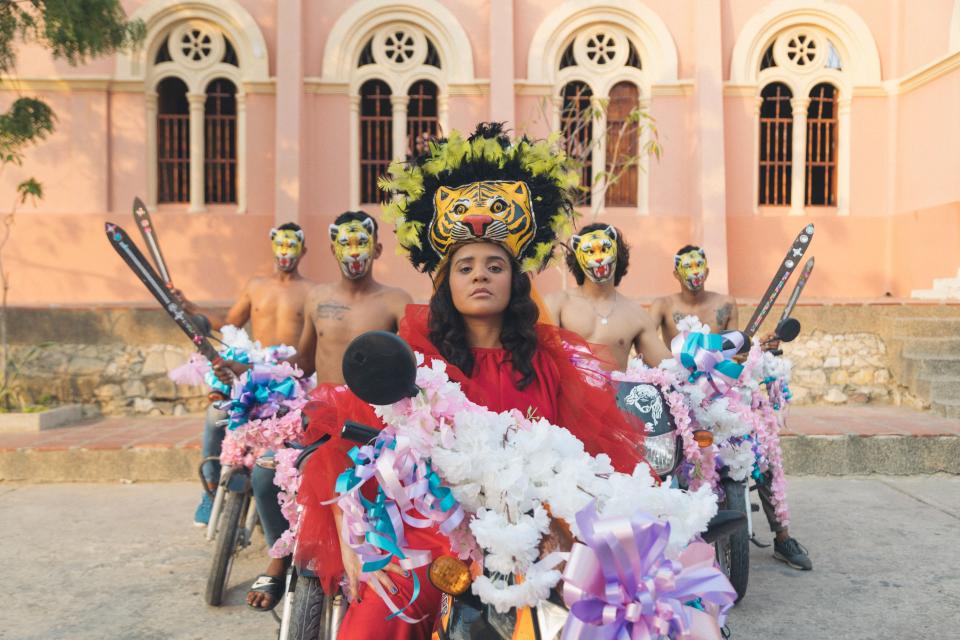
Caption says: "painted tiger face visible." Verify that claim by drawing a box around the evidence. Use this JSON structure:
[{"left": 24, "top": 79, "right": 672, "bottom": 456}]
[
  {"left": 571, "top": 226, "right": 618, "bottom": 283},
  {"left": 270, "top": 227, "right": 304, "bottom": 272},
  {"left": 329, "top": 219, "right": 376, "bottom": 279},
  {"left": 675, "top": 248, "right": 708, "bottom": 291},
  {"left": 429, "top": 181, "right": 536, "bottom": 262}
]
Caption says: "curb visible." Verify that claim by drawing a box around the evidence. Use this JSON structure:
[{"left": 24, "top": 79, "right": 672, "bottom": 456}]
[
  {"left": 0, "top": 447, "right": 201, "bottom": 483},
  {"left": 2, "top": 436, "right": 959, "bottom": 482},
  {"left": 781, "top": 435, "right": 960, "bottom": 475}
]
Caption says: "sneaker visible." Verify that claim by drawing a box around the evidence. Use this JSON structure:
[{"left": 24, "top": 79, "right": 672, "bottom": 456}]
[
  {"left": 773, "top": 537, "right": 812, "bottom": 570},
  {"left": 194, "top": 492, "right": 213, "bottom": 527}
]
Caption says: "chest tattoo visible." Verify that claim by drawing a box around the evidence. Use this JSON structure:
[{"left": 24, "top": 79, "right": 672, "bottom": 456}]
[
  {"left": 716, "top": 303, "right": 732, "bottom": 328},
  {"left": 672, "top": 311, "right": 686, "bottom": 326},
  {"left": 316, "top": 302, "right": 350, "bottom": 320}
]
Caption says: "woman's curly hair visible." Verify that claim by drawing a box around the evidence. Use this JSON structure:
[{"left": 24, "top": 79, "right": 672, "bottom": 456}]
[{"left": 428, "top": 248, "right": 540, "bottom": 388}]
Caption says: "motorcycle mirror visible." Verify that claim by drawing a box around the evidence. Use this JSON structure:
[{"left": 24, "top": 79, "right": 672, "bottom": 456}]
[
  {"left": 775, "top": 317, "right": 802, "bottom": 343},
  {"left": 720, "top": 330, "right": 752, "bottom": 355},
  {"left": 341, "top": 331, "right": 419, "bottom": 405}
]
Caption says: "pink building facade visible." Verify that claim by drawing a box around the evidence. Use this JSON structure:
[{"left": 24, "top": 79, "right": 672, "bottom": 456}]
[{"left": 4, "top": 0, "right": 960, "bottom": 306}]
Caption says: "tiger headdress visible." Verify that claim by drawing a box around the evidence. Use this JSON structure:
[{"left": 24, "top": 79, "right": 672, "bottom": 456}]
[{"left": 377, "top": 122, "right": 581, "bottom": 274}]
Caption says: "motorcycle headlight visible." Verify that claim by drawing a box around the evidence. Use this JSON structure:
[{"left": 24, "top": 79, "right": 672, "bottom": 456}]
[{"left": 643, "top": 432, "right": 680, "bottom": 477}]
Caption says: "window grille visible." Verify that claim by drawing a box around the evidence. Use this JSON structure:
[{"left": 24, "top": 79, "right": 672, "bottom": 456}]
[
  {"left": 561, "top": 81, "right": 594, "bottom": 205},
  {"left": 359, "top": 80, "right": 393, "bottom": 204},
  {"left": 406, "top": 80, "right": 439, "bottom": 157},
  {"left": 604, "top": 82, "right": 639, "bottom": 206},
  {"left": 157, "top": 77, "right": 190, "bottom": 204},
  {"left": 204, "top": 78, "right": 237, "bottom": 204},
  {"left": 805, "top": 83, "right": 838, "bottom": 206},
  {"left": 758, "top": 82, "right": 793, "bottom": 206}
]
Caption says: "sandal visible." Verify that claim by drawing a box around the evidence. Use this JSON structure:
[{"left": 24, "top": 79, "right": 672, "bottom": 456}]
[{"left": 247, "top": 574, "right": 285, "bottom": 612}]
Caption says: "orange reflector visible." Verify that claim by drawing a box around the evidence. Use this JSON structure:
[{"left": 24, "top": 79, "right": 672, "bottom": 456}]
[
  {"left": 693, "top": 430, "right": 714, "bottom": 448},
  {"left": 428, "top": 555, "right": 472, "bottom": 596}
]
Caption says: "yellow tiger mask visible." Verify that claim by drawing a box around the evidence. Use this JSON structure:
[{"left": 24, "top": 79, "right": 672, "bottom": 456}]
[
  {"left": 572, "top": 226, "right": 618, "bottom": 283},
  {"left": 429, "top": 181, "right": 536, "bottom": 262}
]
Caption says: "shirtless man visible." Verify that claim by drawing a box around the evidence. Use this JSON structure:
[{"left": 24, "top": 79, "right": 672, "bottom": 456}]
[
  {"left": 180, "top": 222, "right": 314, "bottom": 523},
  {"left": 545, "top": 223, "right": 671, "bottom": 370},
  {"left": 217, "top": 211, "right": 412, "bottom": 611},
  {"left": 650, "top": 245, "right": 738, "bottom": 346},
  {"left": 651, "top": 245, "right": 812, "bottom": 571}
]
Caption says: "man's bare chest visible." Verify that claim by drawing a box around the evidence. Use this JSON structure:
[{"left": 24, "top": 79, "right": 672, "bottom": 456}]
[
  {"left": 669, "top": 300, "right": 732, "bottom": 330},
  {"left": 312, "top": 299, "right": 394, "bottom": 339}
]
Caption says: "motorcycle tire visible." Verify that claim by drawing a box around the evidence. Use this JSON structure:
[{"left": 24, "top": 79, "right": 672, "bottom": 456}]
[
  {"left": 205, "top": 489, "right": 244, "bottom": 606},
  {"left": 716, "top": 478, "right": 750, "bottom": 601},
  {"left": 288, "top": 576, "right": 326, "bottom": 640}
]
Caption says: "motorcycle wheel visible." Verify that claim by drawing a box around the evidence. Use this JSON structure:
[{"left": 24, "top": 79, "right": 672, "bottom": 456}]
[
  {"left": 288, "top": 576, "right": 326, "bottom": 640},
  {"left": 205, "top": 489, "right": 245, "bottom": 606},
  {"left": 716, "top": 478, "right": 750, "bottom": 601}
]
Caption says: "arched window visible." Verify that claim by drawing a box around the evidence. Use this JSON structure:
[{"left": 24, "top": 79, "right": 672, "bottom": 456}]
[
  {"left": 204, "top": 78, "right": 237, "bottom": 204},
  {"left": 157, "top": 77, "right": 190, "bottom": 204},
  {"left": 805, "top": 83, "right": 838, "bottom": 206},
  {"left": 145, "top": 18, "right": 248, "bottom": 212},
  {"left": 561, "top": 81, "right": 594, "bottom": 205},
  {"left": 758, "top": 82, "right": 793, "bottom": 206},
  {"left": 406, "top": 80, "right": 439, "bottom": 156},
  {"left": 359, "top": 79, "right": 393, "bottom": 204},
  {"left": 605, "top": 81, "right": 639, "bottom": 207}
]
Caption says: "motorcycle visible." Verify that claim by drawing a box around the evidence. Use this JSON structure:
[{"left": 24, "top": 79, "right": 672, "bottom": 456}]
[
  {"left": 293, "top": 332, "right": 745, "bottom": 640},
  {"left": 711, "top": 317, "right": 803, "bottom": 602}
]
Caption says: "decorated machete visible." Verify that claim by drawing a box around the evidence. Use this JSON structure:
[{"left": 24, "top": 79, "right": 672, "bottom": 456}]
[
  {"left": 778, "top": 256, "right": 815, "bottom": 325},
  {"left": 131, "top": 196, "right": 173, "bottom": 286},
  {"left": 105, "top": 222, "right": 219, "bottom": 362},
  {"left": 743, "top": 223, "right": 815, "bottom": 337}
]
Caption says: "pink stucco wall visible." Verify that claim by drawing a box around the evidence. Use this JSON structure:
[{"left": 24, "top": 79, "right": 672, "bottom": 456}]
[{"left": 2, "top": 0, "right": 959, "bottom": 306}]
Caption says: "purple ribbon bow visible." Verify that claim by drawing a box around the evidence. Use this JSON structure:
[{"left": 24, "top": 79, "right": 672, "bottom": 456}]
[{"left": 561, "top": 504, "right": 736, "bottom": 640}]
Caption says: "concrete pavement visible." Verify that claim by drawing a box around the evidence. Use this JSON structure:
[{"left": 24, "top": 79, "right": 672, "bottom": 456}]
[{"left": 1, "top": 476, "right": 957, "bottom": 639}]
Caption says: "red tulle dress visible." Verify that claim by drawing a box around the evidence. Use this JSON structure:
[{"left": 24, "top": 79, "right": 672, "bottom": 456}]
[{"left": 295, "top": 305, "right": 647, "bottom": 639}]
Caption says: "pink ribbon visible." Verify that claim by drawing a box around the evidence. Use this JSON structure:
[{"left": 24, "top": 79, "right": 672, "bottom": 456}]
[{"left": 561, "top": 504, "right": 736, "bottom": 640}]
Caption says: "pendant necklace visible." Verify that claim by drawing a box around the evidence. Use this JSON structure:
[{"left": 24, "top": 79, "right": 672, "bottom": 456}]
[{"left": 593, "top": 293, "right": 618, "bottom": 325}]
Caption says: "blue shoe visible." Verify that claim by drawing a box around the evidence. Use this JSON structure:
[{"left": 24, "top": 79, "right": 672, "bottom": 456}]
[{"left": 194, "top": 492, "right": 213, "bottom": 527}]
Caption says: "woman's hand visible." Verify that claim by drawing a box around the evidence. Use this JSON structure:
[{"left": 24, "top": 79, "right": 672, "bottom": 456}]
[{"left": 340, "top": 543, "right": 407, "bottom": 602}]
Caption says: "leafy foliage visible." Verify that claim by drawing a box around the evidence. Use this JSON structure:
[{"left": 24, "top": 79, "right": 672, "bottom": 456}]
[{"left": 0, "top": 1, "right": 143, "bottom": 409}]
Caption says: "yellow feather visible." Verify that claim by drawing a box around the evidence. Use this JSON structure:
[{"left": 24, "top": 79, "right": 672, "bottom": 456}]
[{"left": 397, "top": 220, "right": 424, "bottom": 249}]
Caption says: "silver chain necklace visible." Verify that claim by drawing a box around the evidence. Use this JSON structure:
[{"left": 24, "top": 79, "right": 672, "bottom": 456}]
[{"left": 577, "top": 291, "right": 618, "bottom": 325}]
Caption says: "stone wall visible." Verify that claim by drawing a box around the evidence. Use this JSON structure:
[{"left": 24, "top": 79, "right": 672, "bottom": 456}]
[
  {"left": 781, "top": 331, "right": 893, "bottom": 405},
  {"left": 10, "top": 343, "right": 207, "bottom": 417},
  {"left": 6, "top": 302, "right": 960, "bottom": 415}
]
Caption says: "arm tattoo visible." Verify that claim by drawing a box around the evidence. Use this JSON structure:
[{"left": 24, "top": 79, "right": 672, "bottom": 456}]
[
  {"left": 716, "top": 303, "right": 733, "bottom": 328},
  {"left": 315, "top": 302, "right": 350, "bottom": 320}
]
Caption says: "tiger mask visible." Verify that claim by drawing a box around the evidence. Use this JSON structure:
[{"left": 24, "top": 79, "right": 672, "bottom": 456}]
[{"left": 429, "top": 180, "right": 536, "bottom": 262}]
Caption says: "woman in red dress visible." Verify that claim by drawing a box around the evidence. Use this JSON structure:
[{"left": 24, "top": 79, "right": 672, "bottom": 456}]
[{"left": 295, "top": 124, "right": 651, "bottom": 638}]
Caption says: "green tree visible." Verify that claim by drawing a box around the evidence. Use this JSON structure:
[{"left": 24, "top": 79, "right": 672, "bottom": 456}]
[{"left": 0, "top": 1, "right": 143, "bottom": 409}]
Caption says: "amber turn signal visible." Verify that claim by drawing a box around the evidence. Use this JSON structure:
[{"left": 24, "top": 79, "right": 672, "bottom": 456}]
[
  {"left": 428, "top": 555, "right": 472, "bottom": 596},
  {"left": 693, "top": 429, "right": 714, "bottom": 448}
]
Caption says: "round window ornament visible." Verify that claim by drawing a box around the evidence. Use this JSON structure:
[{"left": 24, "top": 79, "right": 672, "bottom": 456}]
[
  {"left": 773, "top": 28, "right": 825, "bottom": 72},
  {"left": 169, "top": 22, "right": 225, "bottom": 70},
  {"left": 373, "top": 24, "right": 427, "bottom": 70},
  {"left": 573, "top": 26, "right": 629, "bottom": 72}
]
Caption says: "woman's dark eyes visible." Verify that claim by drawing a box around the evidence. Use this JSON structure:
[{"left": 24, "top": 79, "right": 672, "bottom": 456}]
[{"left": 489, "top": 265, "right": 503, "bottom": 273}]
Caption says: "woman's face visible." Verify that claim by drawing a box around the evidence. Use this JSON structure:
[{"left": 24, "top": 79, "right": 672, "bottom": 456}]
[{"left": 448, "top": 242, "right": 513, "bottom": 318}]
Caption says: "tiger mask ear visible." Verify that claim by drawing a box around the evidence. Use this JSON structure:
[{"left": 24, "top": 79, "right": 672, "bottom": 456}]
[
  {"left": 570, "top": 234, "right": 583, "bottom": 251},
  {"left": 436, "top": 186, "right": 456, "bottom": 203},
  {"left": 360, "top": 217, "right": 376, "bottom": 237},
  {"left": 269, "top": 227, "right": 279, "bottom": 241},
  {"left": 604, "top": 225, "right": 618, "bottom": 241},
  {"left": 328, "top": 224, "right": 340, "bottom": 242}
]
